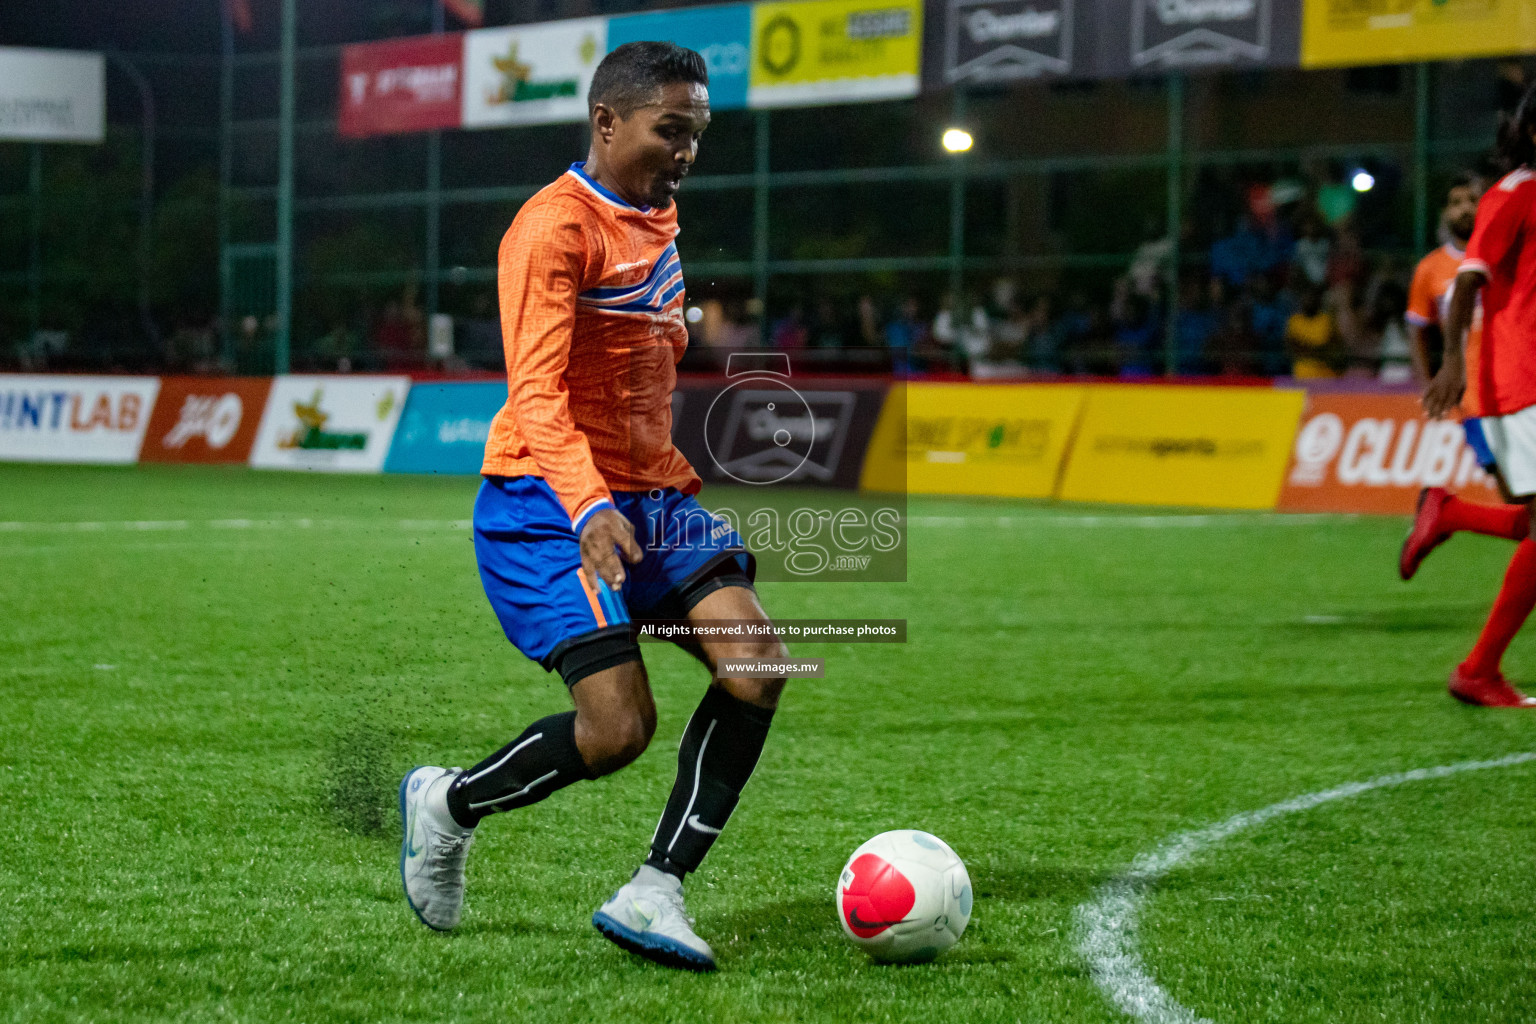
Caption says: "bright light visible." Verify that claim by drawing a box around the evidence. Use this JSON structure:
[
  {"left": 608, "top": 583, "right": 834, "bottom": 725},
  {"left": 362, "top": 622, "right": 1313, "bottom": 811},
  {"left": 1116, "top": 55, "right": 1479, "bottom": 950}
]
[
  {"left": 1351, "top": 170, "right": 1375, "bottom": 193},
  {"left": 685, "top": 305, "right": 704, "bottom": 323},
  {"left": 942, "top": 128, "right": 973, "bottom": 154}
]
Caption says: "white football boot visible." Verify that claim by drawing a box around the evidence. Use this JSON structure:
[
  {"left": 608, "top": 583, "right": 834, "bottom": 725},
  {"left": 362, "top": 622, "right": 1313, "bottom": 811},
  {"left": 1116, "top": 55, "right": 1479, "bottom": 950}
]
[
  {"left": 592, "top": 865, "right": 717, "bottom": 971},
  {"left": 398, "top": 765, "right": 475, "bottom": 931}
]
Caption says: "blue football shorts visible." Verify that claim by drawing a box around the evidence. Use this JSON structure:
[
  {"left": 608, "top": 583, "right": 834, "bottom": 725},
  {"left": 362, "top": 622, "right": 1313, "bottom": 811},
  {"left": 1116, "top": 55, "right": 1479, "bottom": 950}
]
[{"left": 473, "top": 476, "right": 754, "bottom": 673}]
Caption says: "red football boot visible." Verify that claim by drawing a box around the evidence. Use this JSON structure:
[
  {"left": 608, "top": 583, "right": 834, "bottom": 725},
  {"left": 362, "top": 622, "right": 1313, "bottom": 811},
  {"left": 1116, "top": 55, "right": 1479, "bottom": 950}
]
[
  {"left": 1400, "top": 487, "right": 1453, "bottom": 581},
  {"left": 1448, "top": 666, "right": 1536, "bottom": 708}
]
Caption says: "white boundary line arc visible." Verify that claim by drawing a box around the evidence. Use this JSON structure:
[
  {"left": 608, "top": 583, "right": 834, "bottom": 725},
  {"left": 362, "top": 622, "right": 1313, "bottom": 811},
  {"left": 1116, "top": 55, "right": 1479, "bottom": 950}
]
[
  {"left": 1074, "top": 751, "right": 1536, "bottom": 1024},
  {"left": 908, "top": 513, "right": 1351, "bottom": 528},
  {"left": 0, "top": 517, "right": 476, "bottom": 534}
]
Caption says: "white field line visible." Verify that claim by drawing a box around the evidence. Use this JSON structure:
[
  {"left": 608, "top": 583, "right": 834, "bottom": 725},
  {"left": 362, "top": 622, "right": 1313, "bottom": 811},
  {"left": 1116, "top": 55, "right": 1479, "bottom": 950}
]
[
  {"left": 1074, "top": 751, "right": 1536, "bottom": 1024},
  {"left": 909, "top": 513, "right": 1349, "bottom": 528},
  {"left": 0, "top": 511, "right": 1348, "bottom": 537},
  {"left": 0, "top": 517, "right": 474, "bottom": 534}
]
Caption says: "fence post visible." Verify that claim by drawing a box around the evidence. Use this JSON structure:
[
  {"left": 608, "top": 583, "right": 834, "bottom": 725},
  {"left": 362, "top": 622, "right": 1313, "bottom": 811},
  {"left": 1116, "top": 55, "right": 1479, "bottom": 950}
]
[
  {"left": 274, "top": 0, "right": 296, "bottom": 374},
  {"left": 1163, "top": 71, "right": 1184, "bottom": 377},
  {"left": 753, "top": 108, "right": 770, "bottom": 347}
]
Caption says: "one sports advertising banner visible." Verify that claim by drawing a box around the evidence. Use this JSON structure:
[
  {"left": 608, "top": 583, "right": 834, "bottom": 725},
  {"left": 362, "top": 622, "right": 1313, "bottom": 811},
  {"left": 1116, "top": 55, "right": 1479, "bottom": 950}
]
[
  {"left": 461, "top": 17, "right": 607, "bottom": 128},
  {"left": 0, "top": 375, "right": 159, "bottom": 464},
  {"left": 607, "top": 5, "right": 754, "bottom": 110},
  {"left": 0, "top": 47, "right": 104, "bottom": 144},
  {"left": 339, "top": 33, "right": 464, "bottom": 138},
  {"left": 1301, "top": 0, "right": 1536, "bottom": 67},
  {"left": 250, "top": 376, "right": 410, "bottom": 474},
  {"left": 859, "top": 383, "right": 1086, "bottom": 498},
  {"left": 1058, "top": 384, "right": 1306, "bottom": 510},
  {"left": 140, "top": 377, "right": 273, "bottom": 465},
  {"left": 1278, "top": 392, "right": 1502, "bottom": 513},
  {"left": 750, "top": 0, "right": 923, "bottom": 107},
  {"left": 383, "top": 381, "right": 506, "bottom": 475}
]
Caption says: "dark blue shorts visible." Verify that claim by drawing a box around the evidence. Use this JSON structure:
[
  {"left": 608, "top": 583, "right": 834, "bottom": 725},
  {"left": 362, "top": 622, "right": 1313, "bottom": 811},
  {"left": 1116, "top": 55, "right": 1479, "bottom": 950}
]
[{"left": 473, "top": 476, "right": 753, "bottom": 671}]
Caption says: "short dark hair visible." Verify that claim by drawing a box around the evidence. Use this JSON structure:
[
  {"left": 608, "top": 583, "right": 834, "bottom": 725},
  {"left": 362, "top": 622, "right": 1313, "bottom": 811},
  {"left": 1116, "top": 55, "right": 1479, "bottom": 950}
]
[
  {"left": 1497, "top": 81, "right": 1536, "bottom": 173},
  {"left": 588, "top": 41, "right": 708, "bottom": 117}
]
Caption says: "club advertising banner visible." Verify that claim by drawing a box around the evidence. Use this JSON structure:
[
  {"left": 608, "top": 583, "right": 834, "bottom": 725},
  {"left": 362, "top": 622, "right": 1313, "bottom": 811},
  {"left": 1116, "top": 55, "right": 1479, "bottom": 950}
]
[
  {"left": 940, "top": 0, "right": 1081, "bottom": 83},
  {"left": 1058, "top": 384, "right": 1305, "bottom": 509},
  {"left": 250, "top": 376, "right": 410, "bottom": 473},
  {"left": 139, "top": 377, "right": 273, "bottom": 465},
  {"left": 1301, "top": 0, "right": 1536, "bottom": 67},
  {"left": 383, "top": 381, "right": 505, "bottom": 475},
  {"left": 1277, "top": 392, "right": 1502, "bottom": 513},
  {"left": 461, "top": 17, "right": 607, "bottom": 128},
  {"left": 749, "top": 0, "right": 923, "bottom": 107},
  {"left": 339, "top": 34, "right": 465, "bottom": 138},
  {"left": 608, "top": 5, "right": 754, "bottom": 110},
  {"left": 0, "top": 375, "right": 159, "bottom": 464},
  {"left": 0, "top": 47, "right": 104, "bottom": 144},
  {"left": 860, "top": 383, "right": 1086, "bottom": 498}
]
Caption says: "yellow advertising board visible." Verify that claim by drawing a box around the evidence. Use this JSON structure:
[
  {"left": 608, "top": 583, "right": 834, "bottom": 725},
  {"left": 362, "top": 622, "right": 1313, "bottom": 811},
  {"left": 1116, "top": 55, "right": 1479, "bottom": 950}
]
[
  {"left": 1057, "top": 385, "right": 1305, "bottom": 510},
  {"left": 749, "top": 0, "right": 922, "bottom": 108},
  {"left": 859, "top": 383, "right": 1087, "bottom": 498},
  {"left": 1302, "top": 0, "right": 1536, "bottom": 67}
]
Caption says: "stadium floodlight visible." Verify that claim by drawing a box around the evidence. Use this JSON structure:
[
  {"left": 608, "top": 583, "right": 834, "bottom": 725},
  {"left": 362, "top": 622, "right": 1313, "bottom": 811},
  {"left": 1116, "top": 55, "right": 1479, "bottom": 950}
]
[
  {"left": 1351, "top": 169, "right": 1375, "bottom": 193},
  {"left": 942, "top": 128, "right": 973, "bottom": 154},
  {"left": 685, "top": 305, "right": 704, "bottom": 323}
]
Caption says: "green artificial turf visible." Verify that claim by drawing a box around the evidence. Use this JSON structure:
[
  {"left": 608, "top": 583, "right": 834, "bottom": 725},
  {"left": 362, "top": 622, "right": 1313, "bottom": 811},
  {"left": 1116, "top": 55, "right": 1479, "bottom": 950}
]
[{"left": 2, "top": 463, "right": 1534, "bottom": 1023}]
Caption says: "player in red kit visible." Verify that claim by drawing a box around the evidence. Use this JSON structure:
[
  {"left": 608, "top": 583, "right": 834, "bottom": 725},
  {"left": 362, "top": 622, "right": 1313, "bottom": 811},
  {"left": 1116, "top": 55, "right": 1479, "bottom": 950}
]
[{"left": 1407, "top": 85, "right": 1536, "bottom": 706}]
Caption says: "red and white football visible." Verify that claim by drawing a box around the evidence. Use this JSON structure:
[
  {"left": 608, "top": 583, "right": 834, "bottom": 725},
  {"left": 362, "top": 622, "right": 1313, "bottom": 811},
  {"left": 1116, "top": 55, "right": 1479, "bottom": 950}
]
[{"left": 836, "top": 829, "right": 971, "bottom": 963}]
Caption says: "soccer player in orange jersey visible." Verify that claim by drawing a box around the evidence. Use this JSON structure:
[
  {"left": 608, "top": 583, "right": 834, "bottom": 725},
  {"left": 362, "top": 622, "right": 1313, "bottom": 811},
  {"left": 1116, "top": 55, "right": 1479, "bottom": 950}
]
[
  {"left": 396, "top": 43, "right": 789, "bottom": 969},
  {"left": 1405, "top": 85, "right": 1536, "bottom": 707},
  {"left": 1405, "top": 172, "right": 1483, "bottom": 383}
]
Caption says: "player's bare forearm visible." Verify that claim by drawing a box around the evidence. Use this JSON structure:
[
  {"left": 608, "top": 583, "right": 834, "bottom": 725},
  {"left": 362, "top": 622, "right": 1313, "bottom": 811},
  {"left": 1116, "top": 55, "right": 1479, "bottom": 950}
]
[
  {"left": 1424, "top": 272, "right": 1481, "bottom": 419},
  {"left": 580, "top": 508, "right": 643, "bottom": 590},
  {"left": 1407, "top": 323, "right": 1433, "bottom": 384}
]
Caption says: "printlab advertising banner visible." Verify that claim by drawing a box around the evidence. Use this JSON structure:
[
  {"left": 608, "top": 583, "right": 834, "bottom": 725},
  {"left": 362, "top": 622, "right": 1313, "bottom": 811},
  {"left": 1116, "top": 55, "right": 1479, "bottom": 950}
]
[
  {"left": 1278, "top": 392, "right": 1502, "bottom": 514},
  {"left": 0, "top": 47, "right": 104, "bottom": 144},
  {"left": 860, "top": 383, "right": 1085, "bottom": 498},
  {"left": 0, "top": 375, "right": 159, "bottom": 464},
  {"left": 339, "top": 33, "right": 465, "bottom": 138},
  {"left": 140, "top": 376, "right": 273, "bottom": 465},
  {"left": 750, "top": 0, "right": 923, "bottom": 107},
  {"left": 461, "top": 17, "right": 607, "bottom": 128},
  {"left": 1058, "top": 384, "right": 1305, "bottom": 510},
  {"left": 607, "top": 5, "right": 754, "bottom": 110},
  {"left": 384, "top": 381, "right": 505, "bottom": 475},
  {"left": 1301, "top": 0, "right": 1536, "bottom": 67},
  {"left": 250, "top": 376, "right": 410, "bottom": 473}
]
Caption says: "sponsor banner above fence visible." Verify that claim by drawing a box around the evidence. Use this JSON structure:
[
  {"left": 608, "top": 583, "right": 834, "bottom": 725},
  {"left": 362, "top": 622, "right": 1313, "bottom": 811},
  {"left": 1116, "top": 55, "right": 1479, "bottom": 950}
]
[
  {"left": 1301, "top": 0, "right": 1536, "bottom": 67},
  {"left": 1058, "top": 384, "right": 1305, "bottom": 510},
  {"left": 250, "top": 375, "right": 410, "bottom": 474},
  {"left": 860, "top": 382, "right": 1084, "bottom": 498},
  {"left": 1278, "top": 392, "right": 1502, "bottom": 514},
  {"left": 750, "top": 0, "right": 923, "bottom": 107},
  {"left": 608, "top": 5, "right": 754, "bottom": 110},
  {"left": 339, "top": 33, "right": 465, "bottom": 138},
  {"left": 384, "top": 381, "right": 504, "bottom": 475},
  {"left": 140, "top": 376, "right": 272, "bottom": 465},
  {"left": 0, "top": 47, "right": 105, "bottom": 144},
  {"left": 0, "top": 374, "right": 159, "bottom": 464},
  {"left": 461, "top": 17, "right": 607, "bottom": 128},
  {"left": 930, "top": 0, "right": 1300, "bottom": 86}
]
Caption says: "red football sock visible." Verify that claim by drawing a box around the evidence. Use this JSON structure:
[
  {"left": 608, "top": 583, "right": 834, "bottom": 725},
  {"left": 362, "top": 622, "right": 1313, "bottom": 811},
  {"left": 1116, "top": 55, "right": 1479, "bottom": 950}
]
[
  {"left": 1441, "top": 496, "right": 1530, "bottom": 541},
  {"left": 1463, "top": 538, "right": 1536, "bottom": 678}
]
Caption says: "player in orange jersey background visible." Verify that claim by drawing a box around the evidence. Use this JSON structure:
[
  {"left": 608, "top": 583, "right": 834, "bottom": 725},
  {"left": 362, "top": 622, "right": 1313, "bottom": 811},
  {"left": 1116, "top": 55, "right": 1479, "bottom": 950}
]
[{"left": 397, "top": 42, "right": 790, "bottom": 970}]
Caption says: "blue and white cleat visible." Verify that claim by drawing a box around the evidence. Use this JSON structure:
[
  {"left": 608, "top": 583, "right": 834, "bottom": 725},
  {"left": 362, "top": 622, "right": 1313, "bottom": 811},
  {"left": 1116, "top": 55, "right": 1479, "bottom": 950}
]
[
  {"left": 399, "top": 765, "right": 475, "bottom": 931},
  {"left": 592, "top": 865, "right": 717, "bottom": 971}
]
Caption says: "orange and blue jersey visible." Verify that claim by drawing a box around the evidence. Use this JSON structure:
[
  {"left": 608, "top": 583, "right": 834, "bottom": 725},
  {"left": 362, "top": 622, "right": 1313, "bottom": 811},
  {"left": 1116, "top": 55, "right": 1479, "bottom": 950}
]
[
  {"left": 473, "top": 163, "right": 752, "bottom": 673},
  {"left": 482, "top": 161, "right": 701, "bottom": 534}
]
